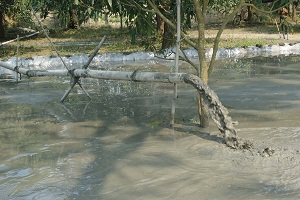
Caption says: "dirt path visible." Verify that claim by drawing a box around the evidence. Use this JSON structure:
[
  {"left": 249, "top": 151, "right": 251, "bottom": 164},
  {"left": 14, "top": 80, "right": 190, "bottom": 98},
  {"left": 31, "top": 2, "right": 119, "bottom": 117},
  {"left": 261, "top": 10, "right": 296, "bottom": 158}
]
[
  {"left": 204, "top": 24, "right": 300, "bottom": 44},
  {"left": 213, "top": 30, "right": 299, "bottom": 43}
]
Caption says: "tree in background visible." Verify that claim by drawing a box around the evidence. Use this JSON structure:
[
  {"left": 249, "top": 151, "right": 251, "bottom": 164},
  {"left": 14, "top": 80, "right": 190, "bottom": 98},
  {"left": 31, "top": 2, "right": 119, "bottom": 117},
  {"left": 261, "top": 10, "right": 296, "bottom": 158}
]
[
  {"left": 0, "top": 0, "right": 14, "bottom": 38},
  {"left": 31, "top": 0, "right": 78, "bottom": 29},
  {"left": 0, "top": 1, "right": 5, "bottom": 38},
  {"left": 0, "top": 0, "right": 31, "bottom": 39}
]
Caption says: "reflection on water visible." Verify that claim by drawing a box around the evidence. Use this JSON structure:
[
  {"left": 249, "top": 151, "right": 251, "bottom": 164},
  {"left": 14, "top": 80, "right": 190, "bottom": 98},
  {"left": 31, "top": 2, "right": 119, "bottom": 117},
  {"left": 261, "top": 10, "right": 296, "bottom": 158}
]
[{"left": 1, "top": 55, "right": 300, "bottom": 199}]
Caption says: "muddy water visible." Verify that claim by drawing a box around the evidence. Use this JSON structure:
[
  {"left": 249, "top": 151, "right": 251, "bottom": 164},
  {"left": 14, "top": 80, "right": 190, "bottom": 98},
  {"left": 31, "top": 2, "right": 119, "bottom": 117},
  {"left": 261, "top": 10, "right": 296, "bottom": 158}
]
[{"left": 1, "top": 55, "right": 300, "bottom": 199}]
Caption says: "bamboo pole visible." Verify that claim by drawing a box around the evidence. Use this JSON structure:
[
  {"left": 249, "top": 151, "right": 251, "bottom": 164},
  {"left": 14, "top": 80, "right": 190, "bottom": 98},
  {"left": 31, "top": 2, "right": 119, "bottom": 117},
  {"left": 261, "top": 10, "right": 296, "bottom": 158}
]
[
  {"left": 0, "top": 60, "right": 243, "bottom": 149},
  {"left": 60, "top": 36, "right": 107, "bottom": 102},
  {"left": 16, "top": 35, "right": 20, "bottom": 82},
  {"left": 274, "top": 18, "right": 282, "bottom": 38},
  {"left": 171, "top": 0, "right": 181, "bottom": 127},
  {"left": 84, "top": 35, "right": 107, "bottom": 69}
]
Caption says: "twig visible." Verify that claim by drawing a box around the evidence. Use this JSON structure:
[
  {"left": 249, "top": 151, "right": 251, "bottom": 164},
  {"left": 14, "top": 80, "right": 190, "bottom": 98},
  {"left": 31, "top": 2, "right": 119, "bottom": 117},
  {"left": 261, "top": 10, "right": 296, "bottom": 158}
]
[{"left": 0, "top": 31, "right": 39, "bottom": 46}]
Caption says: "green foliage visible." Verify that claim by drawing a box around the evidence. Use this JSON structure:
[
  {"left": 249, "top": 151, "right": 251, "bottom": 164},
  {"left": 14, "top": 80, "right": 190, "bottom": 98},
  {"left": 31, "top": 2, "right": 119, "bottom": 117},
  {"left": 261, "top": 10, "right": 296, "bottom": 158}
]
[
  {"left": 210, "top": 0, "right": 240, "bottom": 14},
  {"left": 0, "top": 0, "right": 32, "bottom": 24}
]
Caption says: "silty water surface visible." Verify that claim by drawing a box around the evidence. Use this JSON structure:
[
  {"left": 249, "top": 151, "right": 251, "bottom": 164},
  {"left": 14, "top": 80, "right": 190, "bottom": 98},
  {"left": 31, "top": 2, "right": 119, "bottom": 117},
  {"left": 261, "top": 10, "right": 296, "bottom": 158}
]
[{"left": 0, "top": 55, "right": 300, "bottom": 199}]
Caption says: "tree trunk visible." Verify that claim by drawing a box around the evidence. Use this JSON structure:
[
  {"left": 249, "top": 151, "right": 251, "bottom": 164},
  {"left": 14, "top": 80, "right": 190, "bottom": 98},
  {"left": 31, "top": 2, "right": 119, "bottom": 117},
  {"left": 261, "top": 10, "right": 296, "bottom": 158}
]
[
  {"left": 0, "top": 11, "right": 5, "bottom": 39},
  {"left": 247, "top": 5, "right": 253, "bottom": 22},
  {"left": 68, "top": 9, "right": 79, "bottom": 29},
  {"left": 198, "top": 66, "right": 210, "bottom": 127},
  {"left": 161, "top": 22, "right": 175, "bottom": 49},
  {"left": 156, "top": 13, "right": 164, "bottom": 43},
  {"left": 194, "top": 0, "right": 210, "bottom": 128},
  {"left": 159, "top": 0, "right": 176, "bottom": 49},
  {"left": 198, "top": 94, "right": 210, "bottom": 127}
]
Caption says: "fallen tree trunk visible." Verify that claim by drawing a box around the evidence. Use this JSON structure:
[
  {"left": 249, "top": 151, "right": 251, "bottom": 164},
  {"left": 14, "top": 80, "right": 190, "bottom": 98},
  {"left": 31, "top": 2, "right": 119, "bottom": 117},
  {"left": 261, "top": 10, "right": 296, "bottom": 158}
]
[{"left": 0, "top": 61, "right": 243, "bottom": 148}]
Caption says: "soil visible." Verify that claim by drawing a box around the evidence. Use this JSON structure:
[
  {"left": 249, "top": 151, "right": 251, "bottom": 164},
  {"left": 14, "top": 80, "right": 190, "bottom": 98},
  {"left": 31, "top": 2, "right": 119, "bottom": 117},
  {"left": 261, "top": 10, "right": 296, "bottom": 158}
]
[
  {"left": 3, "top": 15, "right": 300, "bottom": 59},
  {"left": 204, "top": 24, "right": 300, "bottom": 44}
]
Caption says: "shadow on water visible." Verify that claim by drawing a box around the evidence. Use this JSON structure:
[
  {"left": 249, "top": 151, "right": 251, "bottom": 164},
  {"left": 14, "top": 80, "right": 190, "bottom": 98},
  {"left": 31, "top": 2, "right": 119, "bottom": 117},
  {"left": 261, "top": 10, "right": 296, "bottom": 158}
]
[
  {"left": 0, "top": 77, "right": 205, "bottom": 199},
  {"left": 45, "top": 81, "right": 205, "bottom": 199}
]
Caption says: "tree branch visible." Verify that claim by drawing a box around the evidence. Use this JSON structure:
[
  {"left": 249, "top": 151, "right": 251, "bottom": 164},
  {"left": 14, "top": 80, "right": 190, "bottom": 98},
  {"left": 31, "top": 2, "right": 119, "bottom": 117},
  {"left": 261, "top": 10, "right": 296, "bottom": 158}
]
[
  {"left": 244, "top": 1, "right": 290, "bottom": 15},
  {"left": 208, "top": 0, "right": 245, "bottom": 77},
  {"left": 179, "top": 49, "right": 199, "bottom": 72}
]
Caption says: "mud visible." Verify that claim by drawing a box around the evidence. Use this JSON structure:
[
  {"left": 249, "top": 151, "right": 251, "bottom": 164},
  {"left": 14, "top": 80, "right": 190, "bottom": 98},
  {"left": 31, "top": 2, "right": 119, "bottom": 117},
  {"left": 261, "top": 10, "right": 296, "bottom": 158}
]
[{"left": 0, "top": 55, "right": 300, "bottom": 199}]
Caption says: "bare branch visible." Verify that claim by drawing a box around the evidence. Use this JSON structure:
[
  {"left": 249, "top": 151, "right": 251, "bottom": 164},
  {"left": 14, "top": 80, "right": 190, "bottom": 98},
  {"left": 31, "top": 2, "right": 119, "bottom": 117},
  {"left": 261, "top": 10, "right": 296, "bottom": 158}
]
[
  {"left": 208, "top": 0, "right": 245, "bottom": 76},
  {"left": 122, "top": 0, "right": 154, "bottom": 13},
  {"left": 244, "top": 1, "right": 290, "bottom": 15},
  {"left": 31, "top": 7, "right": 70, "bottom": 72},
  {"left": 179, "top": 49, "right": 198, "bottom": 72}
]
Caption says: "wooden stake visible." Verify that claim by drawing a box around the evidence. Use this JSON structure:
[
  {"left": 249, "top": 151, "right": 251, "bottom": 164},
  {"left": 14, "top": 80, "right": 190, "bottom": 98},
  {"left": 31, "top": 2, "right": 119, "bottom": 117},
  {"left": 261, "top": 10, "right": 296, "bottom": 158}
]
[
  {"left": 60, "top": 36, "right": 107, "bottom": 102},
  {"left": 170, "top": 0, "right": 181, "bottom": 127},
  {"left": 274, "top": 18, "right": 282, "bottom": 38}
]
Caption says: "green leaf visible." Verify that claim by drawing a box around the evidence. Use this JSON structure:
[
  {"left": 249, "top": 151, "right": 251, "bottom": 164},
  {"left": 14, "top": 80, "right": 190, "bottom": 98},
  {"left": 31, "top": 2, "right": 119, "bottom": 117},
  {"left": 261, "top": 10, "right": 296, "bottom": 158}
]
[
  {"left": 74, "top": 0, "right": 79, "bottom": 5},
  {"left": 108, "top": 0, "right": 112, "bottom": 7},
  {"left": 87, "top": 7, "right": 92, "bottom": 15}
]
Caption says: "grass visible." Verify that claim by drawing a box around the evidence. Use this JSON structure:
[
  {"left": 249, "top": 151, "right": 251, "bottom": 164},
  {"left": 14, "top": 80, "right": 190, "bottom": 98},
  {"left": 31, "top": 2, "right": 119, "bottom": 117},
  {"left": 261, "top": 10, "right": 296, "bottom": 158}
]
[
  {"left": 0, "top": 22, "right": 295, "bottom": 59},
  {"left": 1, "top": 25, "right": 149, "bottom": 58}
]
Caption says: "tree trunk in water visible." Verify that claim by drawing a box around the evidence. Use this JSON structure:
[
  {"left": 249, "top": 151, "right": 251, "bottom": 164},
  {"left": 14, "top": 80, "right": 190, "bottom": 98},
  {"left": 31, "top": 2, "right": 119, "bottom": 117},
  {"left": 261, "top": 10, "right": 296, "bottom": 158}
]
[
  {"left": 198, "top": 94, "right": 210, "bottom": 127},
  {"left": 0, "top": 11, "right": 5, "bottom": 39},
  {"left": 198, "top": 63, "right": 210, "bottom": 128},
  {"left": 68, "top": 9, "right": 79, "bottom": 29}
]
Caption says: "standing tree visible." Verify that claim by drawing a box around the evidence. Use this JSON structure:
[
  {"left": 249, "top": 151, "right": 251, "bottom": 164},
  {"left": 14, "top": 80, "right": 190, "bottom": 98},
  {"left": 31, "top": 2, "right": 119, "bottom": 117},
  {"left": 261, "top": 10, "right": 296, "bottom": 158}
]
[
  {"left": 144, "top": 0, "right": 244, "bottom": 127},
  {"left": 123, "top": 0, "right": 293, "bottom": 127}
]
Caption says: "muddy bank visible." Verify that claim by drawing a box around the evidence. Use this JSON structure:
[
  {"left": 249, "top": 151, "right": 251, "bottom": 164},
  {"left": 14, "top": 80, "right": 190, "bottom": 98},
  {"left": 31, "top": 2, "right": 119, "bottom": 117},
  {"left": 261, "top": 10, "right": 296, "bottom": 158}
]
[{"left": 2, "top": 41, "right": 300, "bottom": 71}]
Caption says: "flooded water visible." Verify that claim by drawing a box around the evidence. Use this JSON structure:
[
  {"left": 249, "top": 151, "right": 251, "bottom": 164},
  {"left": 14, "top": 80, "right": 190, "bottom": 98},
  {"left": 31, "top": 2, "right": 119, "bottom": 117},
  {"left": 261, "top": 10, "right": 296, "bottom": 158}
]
[{"left": 1, "top": 55, "right": 300, "bottom": 199}]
